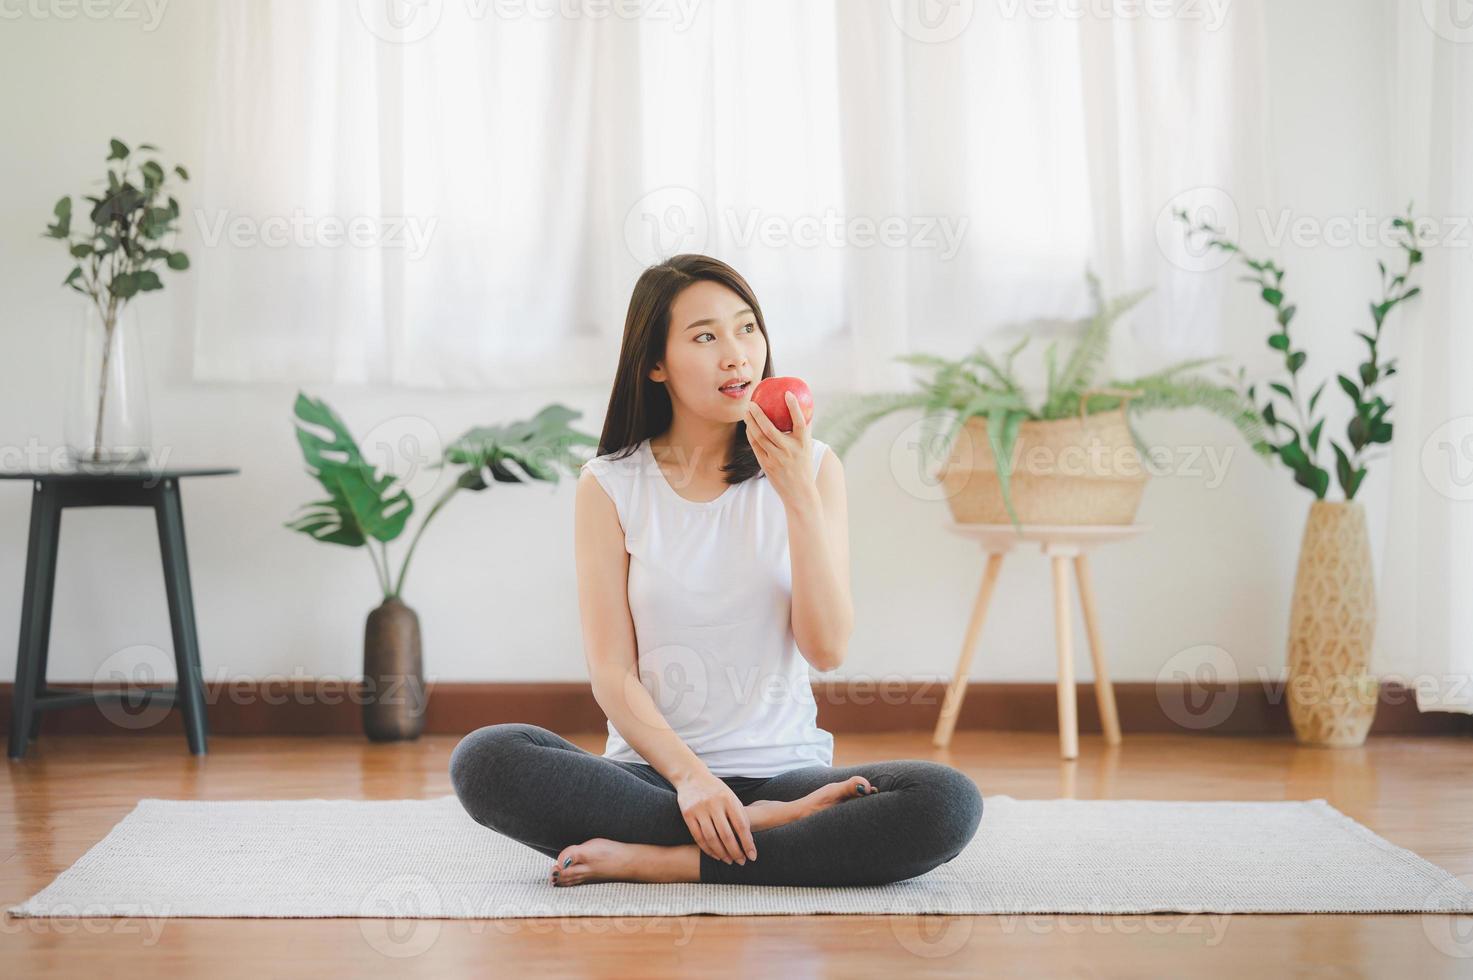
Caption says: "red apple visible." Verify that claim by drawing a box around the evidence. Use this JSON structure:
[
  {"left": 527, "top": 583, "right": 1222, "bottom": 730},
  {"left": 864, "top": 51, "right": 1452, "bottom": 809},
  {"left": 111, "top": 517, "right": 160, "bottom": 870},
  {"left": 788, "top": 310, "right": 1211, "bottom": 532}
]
[{"left": 752, "top": 376, "right": 814, "bottom": 432}]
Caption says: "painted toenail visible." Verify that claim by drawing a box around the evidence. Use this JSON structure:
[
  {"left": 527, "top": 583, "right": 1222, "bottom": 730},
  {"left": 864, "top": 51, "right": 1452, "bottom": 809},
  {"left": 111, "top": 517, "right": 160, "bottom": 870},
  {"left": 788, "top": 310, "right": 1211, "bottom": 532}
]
[{"left": 564, "top": 857, "right": 573, "bottom": 867}]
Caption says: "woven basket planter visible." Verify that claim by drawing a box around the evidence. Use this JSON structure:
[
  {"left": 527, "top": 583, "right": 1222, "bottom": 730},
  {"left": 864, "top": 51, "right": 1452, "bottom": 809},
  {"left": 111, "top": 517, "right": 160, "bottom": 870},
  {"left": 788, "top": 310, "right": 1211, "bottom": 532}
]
[
  {"left": 1285, "top": 500, "right": 1378, "bottom": 746},
  {"left": 937, "top": 407, "right": 1148, "bottom": 526}
]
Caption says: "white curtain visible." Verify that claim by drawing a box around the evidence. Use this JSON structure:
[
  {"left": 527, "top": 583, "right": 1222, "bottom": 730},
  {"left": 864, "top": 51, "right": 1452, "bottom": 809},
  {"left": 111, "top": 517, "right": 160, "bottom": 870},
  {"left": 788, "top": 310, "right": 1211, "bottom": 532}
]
[
  {"left": 191, "top": 0, "right": 1267, "bottom": 392},
  {"left": 1374, "top": 5, "right": 1473, "bottom": 714}
]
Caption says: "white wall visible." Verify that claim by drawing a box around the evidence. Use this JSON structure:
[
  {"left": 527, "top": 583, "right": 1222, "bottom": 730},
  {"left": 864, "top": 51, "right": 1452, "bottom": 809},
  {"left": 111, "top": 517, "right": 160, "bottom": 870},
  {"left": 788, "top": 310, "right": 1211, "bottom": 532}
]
[{"left": 0, "top": 1, "right": 1400, "bottom": 690}]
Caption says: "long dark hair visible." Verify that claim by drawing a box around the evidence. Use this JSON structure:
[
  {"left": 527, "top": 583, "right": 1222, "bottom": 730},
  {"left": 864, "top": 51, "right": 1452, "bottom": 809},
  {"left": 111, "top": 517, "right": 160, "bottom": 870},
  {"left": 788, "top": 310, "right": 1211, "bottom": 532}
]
[{"left": 594, "top": 254, "right": 774, "bottom": 485}]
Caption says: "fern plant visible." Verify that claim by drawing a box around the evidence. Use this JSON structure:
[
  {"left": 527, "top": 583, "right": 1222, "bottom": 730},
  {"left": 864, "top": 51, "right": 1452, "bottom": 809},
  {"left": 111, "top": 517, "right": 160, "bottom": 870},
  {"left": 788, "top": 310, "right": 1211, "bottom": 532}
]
[{"left": 815, "top": 271, "right": 1265, "bottom": 524}]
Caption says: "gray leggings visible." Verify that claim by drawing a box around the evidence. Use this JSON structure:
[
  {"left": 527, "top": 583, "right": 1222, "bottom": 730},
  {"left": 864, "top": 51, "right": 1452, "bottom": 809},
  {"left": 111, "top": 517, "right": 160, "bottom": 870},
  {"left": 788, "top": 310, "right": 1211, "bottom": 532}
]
[{"left": 449, "top": 722, "right": 984, "bottom": 887}]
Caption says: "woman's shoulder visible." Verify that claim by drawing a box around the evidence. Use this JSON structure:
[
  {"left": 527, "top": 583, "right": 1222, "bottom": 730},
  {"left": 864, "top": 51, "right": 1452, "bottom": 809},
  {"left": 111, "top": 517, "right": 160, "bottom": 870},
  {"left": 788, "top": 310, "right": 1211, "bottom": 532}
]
[{"left": 580, "top": 440, "right": 646, "bottom": 500}]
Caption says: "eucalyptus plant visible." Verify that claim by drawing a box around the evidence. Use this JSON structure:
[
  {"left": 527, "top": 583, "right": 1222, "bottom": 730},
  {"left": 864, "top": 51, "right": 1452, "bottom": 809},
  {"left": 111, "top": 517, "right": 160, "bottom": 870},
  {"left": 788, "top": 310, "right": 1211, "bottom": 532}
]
[
  {"left": 44, "top": 138, "right": 191, "bottom": 461},
  {"left": 816, "top": 271, "right": 1264, "bottom": 523},
  {"left": 287, "top": 393, "right": 598, "bottom": 599},
  {"left": 1176, "top": 205, "right": 1424, "bottom": 500}
]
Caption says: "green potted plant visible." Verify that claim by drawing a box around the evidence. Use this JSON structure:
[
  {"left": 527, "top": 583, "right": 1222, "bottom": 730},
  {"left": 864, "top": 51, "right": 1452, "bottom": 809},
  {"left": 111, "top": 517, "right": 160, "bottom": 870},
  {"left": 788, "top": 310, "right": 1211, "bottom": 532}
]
[
  {"left": 286, "top": 394, "right": 597, "bottom": 741},
  {"left": 1177, "top": 205, "right": 1425, "bottom": 748},
  {"left": 44, "top": 138, "right": 191, "bottom": 463},
  {"left": 817, "top": 271, "right": 1264, "bottom": 527}
]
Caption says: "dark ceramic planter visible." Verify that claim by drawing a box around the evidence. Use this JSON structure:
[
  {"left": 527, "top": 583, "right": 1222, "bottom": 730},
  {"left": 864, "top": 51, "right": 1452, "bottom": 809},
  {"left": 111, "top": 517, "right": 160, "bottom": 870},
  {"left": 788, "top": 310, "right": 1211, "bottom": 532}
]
[{"left": 362, "top": 597, "right": 427, "bottom": 742}]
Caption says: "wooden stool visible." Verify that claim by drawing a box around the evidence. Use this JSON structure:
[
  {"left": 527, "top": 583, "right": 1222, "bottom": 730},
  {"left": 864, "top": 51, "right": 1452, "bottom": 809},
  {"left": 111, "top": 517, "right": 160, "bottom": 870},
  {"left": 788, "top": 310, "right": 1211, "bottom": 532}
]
[
  {"left": 932, "top": 521, "right": 1147, "bottom": 759},
  {"left": 2, "top": 465, "right": 239, "bottom": 759}
]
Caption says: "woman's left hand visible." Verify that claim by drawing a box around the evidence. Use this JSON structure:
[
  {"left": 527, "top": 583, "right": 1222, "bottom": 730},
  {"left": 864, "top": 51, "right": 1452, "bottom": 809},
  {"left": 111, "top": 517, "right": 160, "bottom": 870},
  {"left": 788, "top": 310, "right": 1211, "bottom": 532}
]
[{"left": 744, "top": 391, "right": 815, "bottom": 508}]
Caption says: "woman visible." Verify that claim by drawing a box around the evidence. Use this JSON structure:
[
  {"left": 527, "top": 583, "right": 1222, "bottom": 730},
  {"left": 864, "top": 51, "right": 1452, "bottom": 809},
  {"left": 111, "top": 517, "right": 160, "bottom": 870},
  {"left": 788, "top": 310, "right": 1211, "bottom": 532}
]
[{"left": 450, "top": 254, "right": 983, "bottom": 887}]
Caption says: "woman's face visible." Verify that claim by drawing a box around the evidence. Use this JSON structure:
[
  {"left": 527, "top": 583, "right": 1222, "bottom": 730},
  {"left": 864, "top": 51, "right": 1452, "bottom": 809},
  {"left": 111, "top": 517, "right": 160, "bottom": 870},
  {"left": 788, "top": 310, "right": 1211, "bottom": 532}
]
[{"left": 649, "top": 279, "right": 767, "bottom": 423}]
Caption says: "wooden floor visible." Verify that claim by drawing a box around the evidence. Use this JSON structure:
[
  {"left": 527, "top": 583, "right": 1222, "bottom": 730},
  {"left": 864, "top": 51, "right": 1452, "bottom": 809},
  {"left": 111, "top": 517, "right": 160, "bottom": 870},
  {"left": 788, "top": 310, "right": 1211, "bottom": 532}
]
[{"left": 2, "top": 730, "right": 1471, "bottom": 978}]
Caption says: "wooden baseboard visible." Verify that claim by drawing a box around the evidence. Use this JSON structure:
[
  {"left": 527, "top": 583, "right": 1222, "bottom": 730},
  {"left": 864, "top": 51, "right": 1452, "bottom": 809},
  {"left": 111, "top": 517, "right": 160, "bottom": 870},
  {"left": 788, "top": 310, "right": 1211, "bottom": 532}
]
[{"left": 1, "top": 679, "right": 1467, "bottom": 739}]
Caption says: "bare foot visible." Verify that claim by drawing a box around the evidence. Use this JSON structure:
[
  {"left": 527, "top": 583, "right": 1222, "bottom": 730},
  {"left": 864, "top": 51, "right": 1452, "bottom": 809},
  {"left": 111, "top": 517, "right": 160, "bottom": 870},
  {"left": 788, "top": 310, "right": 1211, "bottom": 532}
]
[
  {"left": 744, "top": 776, "right": 878, "bottom": 832},
  {"left": 550, "top": 838, "right": 700, "bottom": 887}
]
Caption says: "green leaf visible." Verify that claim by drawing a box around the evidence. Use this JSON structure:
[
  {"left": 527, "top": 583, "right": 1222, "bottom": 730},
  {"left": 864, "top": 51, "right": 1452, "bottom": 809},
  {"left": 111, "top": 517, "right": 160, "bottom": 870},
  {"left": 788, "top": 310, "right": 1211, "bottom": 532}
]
[
  {"left": 110, "top": 272, "right": 139, "bottom": 299},
  {"left": 1287, "top": 351, "right": 1307, "bottom": 374},
  {"left": 140, "top": 160, "right": 165, "bottom": 186},
  {"left": 136, "top": 270, "right": 163, "bottom": 291},
  {"left": 984, "top": 407, "right": 1026, "bottom": 529},
  {"left": 445, "top": 405, "right": 600, "bottom": 488},
  {"left": 167, "top": 251, "right": 190, "bottom": 271},
  {"left": 1359, "top": 363, "right": 1377, "bottom": 387},
  {"left": 289, "top": 393, "right": 414, "bottom": 545},
  {"left": 1337, "top": 374, "right": 1359, "bottom": 400},
  {"left": 1262, "top": 287, "right": 1284, "bottom": 306},
  {"left": 1268, "top": 334, "right": 1290, "bottom": 351},
  {"left": 1308, "top": 419, "right": 1324, "bottom": 453},
  {"left": 1308, "top": 381, "right": 1327, "bottom": 414},
  {"left": 1276, "top": 304, "right": 1295, "bottom": 327},
  {"left": 1333, "top": 443, "right": 1355, "bottom": 497},
  {"left": 174, "top": 164, "right": 190, "bottom": 181},
  {"left": 69, "top": 242, "right": 93, "bottom": 258},
  {"left": 1269, "top": 382, "right": 1292, "bottom": 400},
  {"left": 108, "top": 138, "right": 129, "bottom": 160}
]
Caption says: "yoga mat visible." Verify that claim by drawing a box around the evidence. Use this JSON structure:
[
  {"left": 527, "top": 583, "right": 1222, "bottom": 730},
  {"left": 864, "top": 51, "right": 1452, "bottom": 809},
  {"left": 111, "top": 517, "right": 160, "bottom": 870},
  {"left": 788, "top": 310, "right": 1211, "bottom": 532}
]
[{"left": 9, "top": 795, "right": 1473, "bottom": 919}]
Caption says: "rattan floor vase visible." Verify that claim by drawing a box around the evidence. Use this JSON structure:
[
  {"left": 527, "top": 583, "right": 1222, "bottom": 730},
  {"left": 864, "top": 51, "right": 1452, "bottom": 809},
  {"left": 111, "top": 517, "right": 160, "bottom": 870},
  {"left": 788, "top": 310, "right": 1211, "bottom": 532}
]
[
  {"left": 1285, "top": 500, "right": 1378, "bottom": 746},
  {"left": 937, "top": 408, "right": 1148, "bottom": 526}
]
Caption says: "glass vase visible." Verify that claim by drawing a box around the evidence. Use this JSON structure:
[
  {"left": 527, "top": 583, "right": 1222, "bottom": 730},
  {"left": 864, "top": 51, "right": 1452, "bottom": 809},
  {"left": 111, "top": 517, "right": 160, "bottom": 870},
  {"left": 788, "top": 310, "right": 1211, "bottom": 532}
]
[{"left": 64, "top": 301, "right": 151, "bottom": 465}]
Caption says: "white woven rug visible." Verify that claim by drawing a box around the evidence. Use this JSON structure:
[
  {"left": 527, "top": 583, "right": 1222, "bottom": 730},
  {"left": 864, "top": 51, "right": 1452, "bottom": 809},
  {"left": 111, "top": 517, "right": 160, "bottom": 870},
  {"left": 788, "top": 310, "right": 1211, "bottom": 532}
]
[{"left": 9, "top": 795, "right": 1472, "bottom": 919}]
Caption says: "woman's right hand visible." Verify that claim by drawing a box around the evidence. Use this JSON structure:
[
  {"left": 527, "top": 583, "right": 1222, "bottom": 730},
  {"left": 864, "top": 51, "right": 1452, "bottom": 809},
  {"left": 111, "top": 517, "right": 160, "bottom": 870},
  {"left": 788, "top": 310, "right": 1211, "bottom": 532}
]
[{"left": 674, "top": 770, "right": 757, "bottom": 865}]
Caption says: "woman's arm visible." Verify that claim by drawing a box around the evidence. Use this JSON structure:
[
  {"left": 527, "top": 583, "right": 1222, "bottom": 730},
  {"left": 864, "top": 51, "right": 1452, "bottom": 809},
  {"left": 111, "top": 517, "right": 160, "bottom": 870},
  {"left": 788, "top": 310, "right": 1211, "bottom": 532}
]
[
  {"left": 784, "top": 448, "right": 854, "bottom": 672},
  {"left": 574, "top": 468, "right": 709, "bottom": 785}
]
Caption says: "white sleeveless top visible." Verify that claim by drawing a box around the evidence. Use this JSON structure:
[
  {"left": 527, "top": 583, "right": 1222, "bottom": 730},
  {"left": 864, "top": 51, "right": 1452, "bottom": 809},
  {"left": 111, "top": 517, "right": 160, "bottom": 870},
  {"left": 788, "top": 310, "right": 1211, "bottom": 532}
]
[{"left": 580, "top": 435, "right": 836, "bottom": 778}]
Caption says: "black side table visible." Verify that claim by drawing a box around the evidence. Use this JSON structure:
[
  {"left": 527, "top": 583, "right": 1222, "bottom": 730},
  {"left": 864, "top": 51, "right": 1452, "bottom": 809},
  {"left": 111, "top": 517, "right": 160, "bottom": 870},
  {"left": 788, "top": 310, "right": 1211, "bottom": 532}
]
[{"left": 2, "top": 466, "right": 239, "bottom": 759}]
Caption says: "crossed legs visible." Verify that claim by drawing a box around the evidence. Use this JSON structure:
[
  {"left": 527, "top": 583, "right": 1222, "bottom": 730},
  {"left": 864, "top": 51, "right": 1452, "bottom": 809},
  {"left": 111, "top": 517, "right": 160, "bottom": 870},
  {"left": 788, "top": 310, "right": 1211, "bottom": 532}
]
[{"left": 449, "top": 723, "right": 984, "bottom": 887}]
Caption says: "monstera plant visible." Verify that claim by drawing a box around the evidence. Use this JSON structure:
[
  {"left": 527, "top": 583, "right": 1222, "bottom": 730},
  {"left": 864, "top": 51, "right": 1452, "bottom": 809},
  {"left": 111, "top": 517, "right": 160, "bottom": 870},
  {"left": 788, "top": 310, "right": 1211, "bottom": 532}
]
[{"left": 286, "top": 393, "right": 597, "bottom": 741}]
